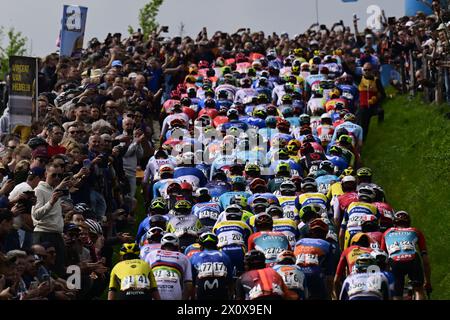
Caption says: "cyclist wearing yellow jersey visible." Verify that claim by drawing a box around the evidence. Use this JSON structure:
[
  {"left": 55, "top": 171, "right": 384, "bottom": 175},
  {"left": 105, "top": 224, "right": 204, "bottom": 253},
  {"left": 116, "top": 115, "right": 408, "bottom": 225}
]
[
  {"left": 295, "top": 177, "right": 329, "bottom": 214},
  {"left": 108, "top": 243, "right": 160, "bottom": 300},
  {"left": 277, "top": 180, "right": 300, "bottom": 222}
]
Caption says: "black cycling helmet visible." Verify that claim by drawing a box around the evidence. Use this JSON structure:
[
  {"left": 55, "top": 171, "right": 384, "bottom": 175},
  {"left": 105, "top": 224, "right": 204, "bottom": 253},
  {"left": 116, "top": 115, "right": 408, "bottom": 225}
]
[
  {"left": 393, "top": 210, "right": 411, "bottom": 227},
  {"left": 301, "top": 177, "right": 318, "bottom": 192},
  {"left": 149, "top": 214, "right": 167, "bottom": 229},
  {"left": 254, "top": 212, "right": 273, "bottom": 230},
  {"left": 198, "top": 232, "right": 218, "bottom": 247},
  {"left": 244, "top": 250, "right": 266, "bottom": 270},
  {"left": 266, "top": 205, "right": 284, "bottom": 218}
]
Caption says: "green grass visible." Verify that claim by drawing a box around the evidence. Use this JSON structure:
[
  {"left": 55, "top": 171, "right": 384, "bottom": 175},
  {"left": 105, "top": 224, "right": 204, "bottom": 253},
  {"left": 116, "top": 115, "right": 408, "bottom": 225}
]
[{"left": 361, "top": 93, "right": 450, "bottom": 300}]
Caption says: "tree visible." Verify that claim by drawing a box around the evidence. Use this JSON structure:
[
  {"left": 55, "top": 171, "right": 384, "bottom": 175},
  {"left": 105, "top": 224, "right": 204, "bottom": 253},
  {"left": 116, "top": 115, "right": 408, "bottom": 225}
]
[
  {"left": 0, "top": 27, "right": 28, "bottom": 81},
  {"left": 128, "top": 0, "right": 165, "bottom": 38}
]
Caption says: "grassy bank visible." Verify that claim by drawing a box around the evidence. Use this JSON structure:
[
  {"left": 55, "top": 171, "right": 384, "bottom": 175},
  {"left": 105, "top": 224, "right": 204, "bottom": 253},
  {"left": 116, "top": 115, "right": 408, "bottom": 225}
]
[{"left": 362, "top": 94, "right": 450, "bottom": 299}]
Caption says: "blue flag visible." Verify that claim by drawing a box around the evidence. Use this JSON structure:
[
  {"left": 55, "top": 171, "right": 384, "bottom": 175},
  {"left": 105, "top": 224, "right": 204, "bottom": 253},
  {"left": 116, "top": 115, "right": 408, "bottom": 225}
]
[{"left": 60, "top": 5, "right": 88, "bottom": 58}]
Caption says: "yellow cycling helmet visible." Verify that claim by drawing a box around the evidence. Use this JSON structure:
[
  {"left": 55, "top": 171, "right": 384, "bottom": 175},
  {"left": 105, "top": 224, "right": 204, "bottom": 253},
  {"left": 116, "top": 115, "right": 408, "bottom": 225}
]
[{"left": 120, "top": 243, "right": 140, "bottom": 257}]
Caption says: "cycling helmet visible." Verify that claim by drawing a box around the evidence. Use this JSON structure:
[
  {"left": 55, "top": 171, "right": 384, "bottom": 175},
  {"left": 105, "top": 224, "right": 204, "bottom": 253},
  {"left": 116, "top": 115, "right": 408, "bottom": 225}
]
[
  {"left": 319, "top": 160, "right": 334, "bottom": 174},
  {"left": 150, "top": 197, "right": 167, "bottom": 211},
  {"left": 230, "top": 194, "right": 248, "bottom": 209},
  {"left": 276, "top": 250, "right": 296, "bottom": 264},
  {"left": 254, "top": 212, "right": 273, "bottom": 229},
  {"left": 199, "top": 232, "right": 218, "bottom": 246},
  {"left": 356, "top": 167, "right": 373, "bottom": 178},
  {"left": 342, "top": 167, "right": 354, "bottom": 177},
  {"left": 292, "top": 65, "right": 300, "bottom": 73},
  {"left": 277, "top": 148, "right": 290, "bottom": 159},
  {"left": 85, "top": 219, "right": 103, "bottom": 235},
  {"left": 354, "top": 253, "right": 376, "bottom": 273},
  {"left": 166, "top": 182, "right": 182, "bottom": 195},
  {"left": 145, "top": 226, "right": 165, "bottom": 242},
  {"left": 358, "top": 186, "right": 376, "bottom": 202},
  {"left": 266, "top": 205, "right": 284, "bottom": 218},
  {"left": 337, "top": 134, "right": 353, "bottom": 146},
  {"left": 281, "top": 106, "right": 294, "bottom": 118},
  {"left": 309, "top": 218, "right": 329, "bottom": 233},
  {"left": 249, "top": 178, "right": 267, "bottom": 193},
  {"left": 204, "top": 99, "right": 216, "bottom": 108},
  {"left": 161, "top": 233, "right": 180, "bottom": 248},
  {"left": 244, "top": 250, "right": 266, "bottom": 269},
  {"left": 299, "top": 114, "right": 311, "bottom": 125},
  {"left": 281, "top": 94, "right": 293, "bottom": 104},
  {"left": 370, "top": 250, "right": 388, "bottom": 267},
  {"left": 224, "top": 204, "right": 243, "bottom": 220},
  {"left": 276, "top": 119, "right": 291, "bottom": 131},
  {"left": 120, "top": 243, "right": 140, "bottom": 258},
  {"left": 275, "top": 162, "right": 291, "bottom": 176},
  {"left": 253, "top": 107, "right": 267, "bottom": 119},
  {"left": 343, "top": 113, "right": 356, "bottom": 122},
  {"left": 301, "top": 177, "right": 318, "bottom": 192},
  {"left": 227, "top": 108, "right": 239, "bottom": 119},
  {"left": 279, "top": 180, "right": 297, "bottom": 194},
  {"left": 180, "top": 181, "right": 193, "bottom": 192},
  {"left": 173, "top": 200, "right": 193, "bottom": 215},
  {"left": 371, "top": 184, "right": 386, "bottom": 202},
  {"left": 394, "top": 210, "right": 411, "bottom": 226},
  {"left": 265, "top": 116, "right": 278, "bottom": 127},
  {"left": 361, "top": 218, "right": 380, "bottom": 232},
  {"left": 73, "top": 203, "right": 92, "bottom": 216},
  {"left": 240, "top": 77, "right": 252, "bottom": 87},
  {"left": 245, "top": 163, "right": 261, "bottom": 174},
  {"left": 149, "top": 214, "right": 167, "bottom": 229},
  {"left": 287, "top": 139, "right": 301, "bottom": 153},
  {"left": 231, "top": 175, "right": 246, "bottom": 186},
  {"left": 350, "top": 232, "right": 370, "bottom": 247},
  {"left": 299, "top": 205, "right": 319, "bottom": 222}
]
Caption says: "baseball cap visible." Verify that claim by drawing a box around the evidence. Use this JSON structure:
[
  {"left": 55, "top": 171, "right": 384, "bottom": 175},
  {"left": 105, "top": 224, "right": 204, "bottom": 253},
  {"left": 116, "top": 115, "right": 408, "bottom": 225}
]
[
  {"left": 29, "top": 167, "right": 45, "bottom": 178},
  {"left": 112, "top": 60, "right": 123, "bottom": 67}
]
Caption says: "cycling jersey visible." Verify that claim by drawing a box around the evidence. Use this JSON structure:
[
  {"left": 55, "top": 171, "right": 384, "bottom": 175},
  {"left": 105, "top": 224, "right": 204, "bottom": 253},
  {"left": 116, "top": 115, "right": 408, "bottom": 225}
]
[
  {"left": 190, "top": 249, "right": 233, "bottom": 300},
  {"left": 273, "top": 218, "right": 299, "bottom": 249},
  {"left": 143, "top": 157, "right": 178, "bottom": 183},
  {"left": 244, "top": 117, "right": 266, "bottom": 129},
  {"left": 335, "top": 245, "right": 373, "bottom": 280},
  {"left": 235, "top": 267, "right": 292, "bottom": 300},
  {"left": 184, "top": 243, "right": 202, "bottom": 259},
  {"left": 272, "top": 264, "right": 307, "bottom": 299},
  {"left": 153, "top": 178, "right": 182, "bottom": 199},
  {"left": 109, "top": 259, "right": 158, "bottom": 300},
  {"left": 294, "top": 237, "right": 337, "bottom": 299},
  {"left": 167, "top": 215, "right": 204, "bottom": 250},
  {"left": 136, "top": 215, "right": 171, "bottom": 245},
  {"left": 220, "top": 119, "right": 249, "bottom": 132},
  {"left": 145, "top": 249, "right": 193, "bottom": 300},
  {"left": 317, "top": 125, "right": 335, "bottom": 147},
  {"left": 219, "top": 191, "right": 252, "bottom": 211},
  {"left": 277, "top": 195, "right": 300, "bottom": 222},
  {"left": 333, "top": 191, "right": 359, "bottom": 226},
  {"left": 330, "top": 121, "right": 363, "bottom": 147},
  {"left": 140, "top": 243, "right": 162, "bottom": 261},
  {"left": 315, "top": 173, "right": 340, "bottom": 195},
  {"left": 248, "top": 231, "right": 290, "bottom": 266},
  {"left": 307, "top": 97, "right": 325, "bottom": 116},
  {"left": 192, "top": 204, "right": 221, "bottom": 230},
  {"left": 373, "top": 202, "right": 395, "bottom": 231},
  {"left": 326, "top": 155, "right": 349, "bottom": 173},
  {"left": 295, "top": 192, "right": 329, "bottom": 211},
  {"left": 173, "top": 167, "right": 208, "bottom": 189},
  {"left": 381, "top": 227, "right": 427, "bottom": 262},
  {"left": 339, "top": 272, "right": 390, "bottom": 300},
  {"left": 341, "top": 202, "right": 379, "bottom": 247},
  {"left": 234, "top": 88, "right": 257, "bottom": 104}
]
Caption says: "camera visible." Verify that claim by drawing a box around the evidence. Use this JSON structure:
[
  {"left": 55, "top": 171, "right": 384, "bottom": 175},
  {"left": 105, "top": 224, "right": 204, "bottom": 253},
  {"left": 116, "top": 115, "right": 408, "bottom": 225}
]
[{"left": 161, "top": 26, "right": 169, "bottom": 33}]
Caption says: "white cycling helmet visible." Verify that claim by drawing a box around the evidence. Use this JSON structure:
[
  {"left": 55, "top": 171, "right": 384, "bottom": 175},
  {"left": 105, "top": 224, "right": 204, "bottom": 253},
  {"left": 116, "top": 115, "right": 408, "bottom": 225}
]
[{"left": 161, "top": 233, "right": 180, "bottom": 248}]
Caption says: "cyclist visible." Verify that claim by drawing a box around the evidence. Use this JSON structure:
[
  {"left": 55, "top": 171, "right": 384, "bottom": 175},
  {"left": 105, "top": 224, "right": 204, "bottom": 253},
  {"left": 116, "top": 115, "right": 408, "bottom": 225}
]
[
  {"left": 295, "top": 178, "right": 329, "bottom": 213},
  {"left": 276, "top": 180, "right": 300, "bottom": 222},
  {"left": 166, "top": 200, "right": 203, "bottom": 251},
  {"left": 248, "top": 213, "right": 290, "bottom": 267},
  {"left": 235, "top": 250, "right": 298, "bottom": 300},
  {"left": 267, "top": 204, "right": 299, "bottom": 253},
  {"left": 381, "top": 210, "right": 431, "bottom": 300},
  {"left": 268, "top": 162, "right": 291, "bottom": 193},
  {"left": 213, "top": 204, "right": 253, "bottom": 277},
  {"left": 332, "top": 175, "right": 359, "bottom": 227},
  {"left": 108, "top": 243, "right": 160, "bottom": 300},
  {"left": 294, "top": 218, "right": 337, "bottom": 300},
  {"left": 339, "top": 186, "right": 380, "bottom": 250},
  {"left": 136, "top": 198, "right": 169, "bottom": 244},
  {"left": 314, "top": 160, "right": 340, "bottom": 195},
  {"left": 145, "top": 233, "right": 193, "bottom": 300},
  {"left": 272, "top": 250, "right": 308, "bottom": 300},
  {"left": 218, "top": 176, "right": 252, "bottom": 210},
  {"left": 190, "top": 232, "right": 234, "bottom": 300},
  {"left": 339, "top": 253, "right": 390, "bottom": 300},
  {"left": 333, "top": 232, "right": 373, "bottom": 299},
  {"left": 140, "top": 226, "right": 165, "bottom": 260},
  {"left": 371, "top": 184, "right": 395, "bottom": 232}
]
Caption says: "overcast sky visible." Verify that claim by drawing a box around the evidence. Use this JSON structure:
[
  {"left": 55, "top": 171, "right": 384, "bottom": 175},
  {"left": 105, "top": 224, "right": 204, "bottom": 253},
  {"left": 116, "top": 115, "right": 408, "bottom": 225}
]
[{"left": 0, "top": 0, "right": 405, "bottom": 57}]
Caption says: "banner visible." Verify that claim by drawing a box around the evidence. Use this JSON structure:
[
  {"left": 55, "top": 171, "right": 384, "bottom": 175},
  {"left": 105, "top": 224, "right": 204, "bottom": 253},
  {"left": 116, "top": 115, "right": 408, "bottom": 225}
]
[
  {"left": 60, "top": 5, "right": 88, "bottom": 58},
  {"left": 8, "top": 56, "right": 38, "bottom": 129}
]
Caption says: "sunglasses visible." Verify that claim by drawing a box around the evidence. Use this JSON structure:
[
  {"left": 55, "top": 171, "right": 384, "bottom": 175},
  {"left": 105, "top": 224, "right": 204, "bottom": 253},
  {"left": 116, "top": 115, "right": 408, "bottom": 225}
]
[{"left": 69, "top": 130, "right": 82, "bottom": 134}]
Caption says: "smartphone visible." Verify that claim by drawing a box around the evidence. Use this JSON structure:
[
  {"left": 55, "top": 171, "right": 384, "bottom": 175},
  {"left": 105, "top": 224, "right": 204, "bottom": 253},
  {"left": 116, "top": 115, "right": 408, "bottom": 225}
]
[{"left": 83, "top": 159, "right": 91, "bottom": 169}]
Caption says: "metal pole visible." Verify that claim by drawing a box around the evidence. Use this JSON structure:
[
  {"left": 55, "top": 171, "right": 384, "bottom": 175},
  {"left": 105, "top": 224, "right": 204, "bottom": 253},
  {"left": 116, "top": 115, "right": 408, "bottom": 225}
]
[{"left": 316, "top": 0, "right": 319, "bottom": 25}]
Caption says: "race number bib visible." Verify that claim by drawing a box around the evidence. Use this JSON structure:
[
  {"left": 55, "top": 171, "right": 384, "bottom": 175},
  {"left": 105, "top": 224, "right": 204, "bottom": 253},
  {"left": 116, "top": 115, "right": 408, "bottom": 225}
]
[
  {"left": 153, "top": 269, "right": 179, "bottom": 283},
  {"left": 282, "top": 271, "right": 304, "bottom": 290},
  {"left": 296, "top": 253, "right": 319, "bottom": 266},
  {"left": 263, "top": 247, "right": 285, "bottom": 260},
  {"left": 198, "top": 210, "right": 219, "bottom": 221},
  {"left": 387, "top": 242, "right": 401, "bottom": 254},
  {"left": 120, "top": 274, "right": 151, "bottom": 291},
  {"left": 198, "top": 262, "right": 228, "bottom": 279},
  {"left": 218, "top": 231, "right": 244, "bottom": 247}
]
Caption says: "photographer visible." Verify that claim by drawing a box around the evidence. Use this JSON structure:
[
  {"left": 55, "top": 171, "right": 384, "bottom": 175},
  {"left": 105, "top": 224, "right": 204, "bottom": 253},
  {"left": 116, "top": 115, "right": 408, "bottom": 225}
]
[{"left": 31, "top": 162, "right": 72, "bottom": 277}]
